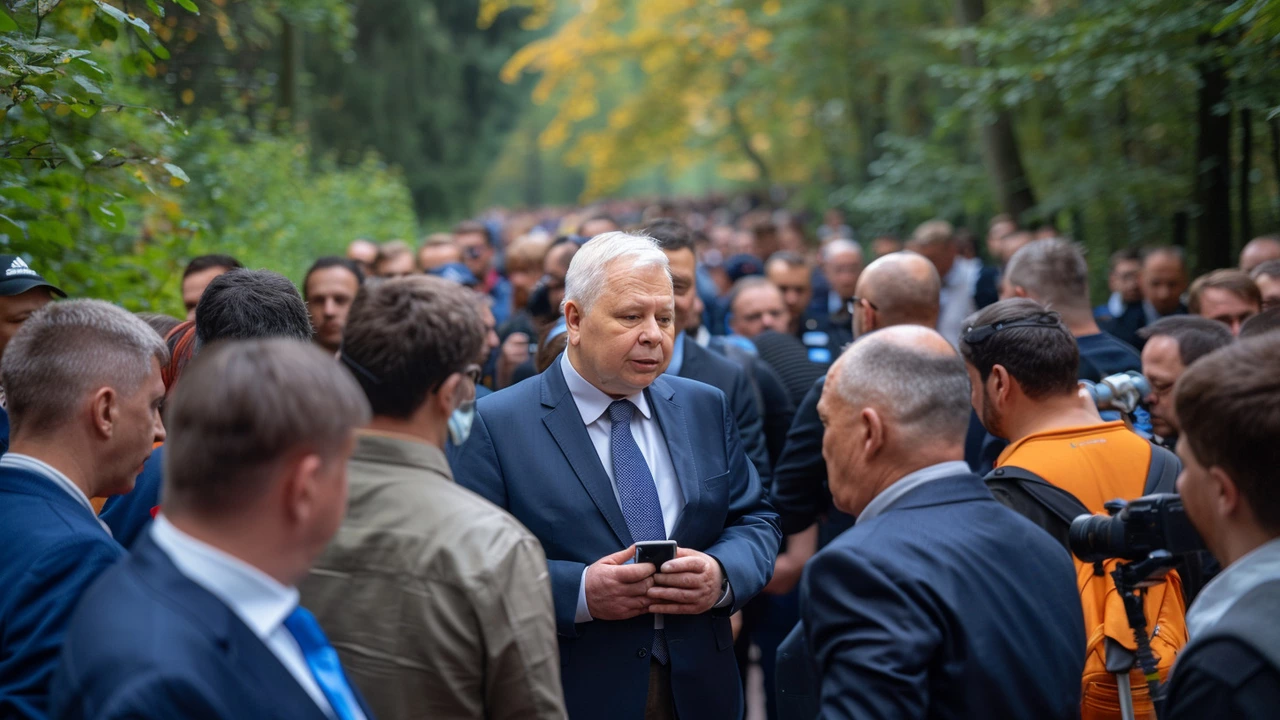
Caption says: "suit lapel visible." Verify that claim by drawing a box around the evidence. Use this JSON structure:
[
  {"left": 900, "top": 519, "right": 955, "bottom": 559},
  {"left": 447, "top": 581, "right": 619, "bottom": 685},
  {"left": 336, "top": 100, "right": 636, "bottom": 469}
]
[
  {"left": 541, "top": 360, "right": 632, "bottom": 548},
  {"left": 647, "top": 377, "right": 702, "bottom": 543},
  {"left": 132, "top": 536, "right": 330, "bottom": 720}
]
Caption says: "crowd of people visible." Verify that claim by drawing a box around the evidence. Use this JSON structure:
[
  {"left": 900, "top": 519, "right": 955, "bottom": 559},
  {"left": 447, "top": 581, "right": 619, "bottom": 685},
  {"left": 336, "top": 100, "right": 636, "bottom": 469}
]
[{"left": 0, "top": 201, "right": 1278, "bottom": 720}]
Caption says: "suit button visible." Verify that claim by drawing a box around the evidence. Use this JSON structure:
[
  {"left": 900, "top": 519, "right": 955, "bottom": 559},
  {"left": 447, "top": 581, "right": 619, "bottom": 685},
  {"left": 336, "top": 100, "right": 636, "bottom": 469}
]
[{"left": 637, "top": 648, "right": 649, "bottom": 659}]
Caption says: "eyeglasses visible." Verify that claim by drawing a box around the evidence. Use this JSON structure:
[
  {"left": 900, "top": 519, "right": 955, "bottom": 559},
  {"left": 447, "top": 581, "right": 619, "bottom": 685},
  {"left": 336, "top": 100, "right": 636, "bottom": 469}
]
[
  {"left": 962, "top": 314, "right": 1066, "bottom": 345},
  {"left": 462, "top": 364, "right": 482, "bottom": 386},
  {"left": 846, "top": 296, "right": 879, "bottom": 314}
]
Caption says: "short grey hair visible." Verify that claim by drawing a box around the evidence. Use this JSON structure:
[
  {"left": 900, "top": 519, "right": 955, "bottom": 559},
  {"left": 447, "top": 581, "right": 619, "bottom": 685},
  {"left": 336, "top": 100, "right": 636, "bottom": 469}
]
[
  {"left": 563, "top": 231, "right": 671, "bottom": 314},
  {"left": 2, "top": 300, "right": 169, "bottom": 437},
  {"left": 832, "top": 330, "right": 972, "bottom": 443},
  {"left": 823, "top": 239, "right": 863, "bottom": 262},
  {"left": 163, "top": 338, "right": 371, "bottom": 517},
  {"left": 1004, "top": 238, "right": 1091, "bottom": 312}
]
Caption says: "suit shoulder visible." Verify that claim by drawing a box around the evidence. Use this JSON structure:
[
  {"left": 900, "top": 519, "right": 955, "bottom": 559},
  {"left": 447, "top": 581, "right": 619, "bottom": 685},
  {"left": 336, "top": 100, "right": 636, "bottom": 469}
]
[{"left": 476, "top": 372, "right": 543, "bottom": 416}]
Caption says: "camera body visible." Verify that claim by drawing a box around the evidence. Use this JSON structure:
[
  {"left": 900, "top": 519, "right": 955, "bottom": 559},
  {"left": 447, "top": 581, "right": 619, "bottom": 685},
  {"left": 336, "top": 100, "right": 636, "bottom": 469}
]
[
  {"left": 1069, "top": 493, "right": 1205, "bottom": 563},
  {"left": 1083, "top": 370, "right": 1152, "bottom": 415}
]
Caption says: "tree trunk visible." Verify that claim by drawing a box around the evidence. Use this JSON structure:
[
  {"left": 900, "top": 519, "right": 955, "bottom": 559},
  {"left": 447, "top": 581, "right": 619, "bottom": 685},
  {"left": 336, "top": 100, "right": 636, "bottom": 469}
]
[
  {"left": 278, "top": 14, "right": 303, "bottom": 132},
  {"left": 1269, "top": 118, "right": 1280, "bottom": 228},
  {"left": 954, "top": 0, "right": 1037, "bottom": 221},
  {"left": 1240, "top": 107, "right": 1253, "bottom": 248},
  {"left": 1194, "top": 43, "right": 1232, "bottom": 273}
]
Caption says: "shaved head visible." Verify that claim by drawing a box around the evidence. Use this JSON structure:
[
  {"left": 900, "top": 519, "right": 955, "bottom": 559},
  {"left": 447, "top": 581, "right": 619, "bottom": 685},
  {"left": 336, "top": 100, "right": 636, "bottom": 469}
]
[
  {"left": 855, "top": 251, "right": 941, "bottom": 330},
  {"left": 831, "top": 325, "right": 971, "bottom": 443},
  {"left": 1241, "top": 236, "right": 1280, "bottom": 273}
]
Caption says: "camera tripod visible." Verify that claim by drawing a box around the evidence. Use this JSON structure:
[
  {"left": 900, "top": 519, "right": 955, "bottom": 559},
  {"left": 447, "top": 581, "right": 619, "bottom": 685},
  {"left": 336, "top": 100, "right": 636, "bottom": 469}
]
[{"left": 1109, "top": 550, "right": 1180, "bottom": 720}]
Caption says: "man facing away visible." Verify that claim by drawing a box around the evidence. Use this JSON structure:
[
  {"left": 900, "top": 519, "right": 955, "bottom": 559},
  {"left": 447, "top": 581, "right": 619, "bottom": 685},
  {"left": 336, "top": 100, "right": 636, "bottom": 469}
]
[
  {"left": 786, "top": 326, "right": 1083, "bottom": 720},
  {"left": 53, "top": 339, "right": 375, "bottom": 720},
  {"left": 0, "top": 301, "right": 167, "bottom": 719},
  {"left": 450, "top": 232, "right": 780, "bottom": 720},
  {"left": 0, "top": 254, "right": 65, "bottom": 455},
  {"left": 301, "top": 276, "right": 566, "bottom": 719}
]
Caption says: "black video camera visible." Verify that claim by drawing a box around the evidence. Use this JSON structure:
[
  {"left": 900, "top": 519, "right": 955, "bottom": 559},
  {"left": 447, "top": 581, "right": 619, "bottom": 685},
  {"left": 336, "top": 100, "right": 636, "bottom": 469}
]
[{"left": 1068, "top": 493, "right": 1205, "bottom": 563}]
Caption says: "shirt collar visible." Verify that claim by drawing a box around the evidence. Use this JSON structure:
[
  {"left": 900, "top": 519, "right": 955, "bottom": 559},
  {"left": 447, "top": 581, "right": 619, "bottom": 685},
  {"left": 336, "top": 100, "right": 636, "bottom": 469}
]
[
  {"left": 149, "top": 514, "right": 298, "bottom": 641},
  {"left": 0, "top": 452, "right": 111, "bottom": 536},
  {"left": 1107, "top": 292, "right": 1125, "bottom": 318},
  {"left": 664, "top": 332, "right": 687, "bottom": 377},
  {"left": 693, "top": 326, "right": 711, "bottom": 348},
  {"left": 857, "top": 460, "right": 972, "bottom": 524},
  {"left": 1187, "top": 537, "right": 1280, "bottom": 638},
  {"left": 560, "top": 352, "right": 652, "bottom": 426}
]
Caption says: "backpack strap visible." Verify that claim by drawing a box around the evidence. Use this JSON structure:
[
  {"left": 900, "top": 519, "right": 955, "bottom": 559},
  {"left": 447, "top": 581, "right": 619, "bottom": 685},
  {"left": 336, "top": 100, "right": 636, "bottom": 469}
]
[
  {"left": 1145, "top": 443, "right": 1182, "bottom": 495},
  {"left": 984, "top": 466, "right": 1092, "bottom": 553}
]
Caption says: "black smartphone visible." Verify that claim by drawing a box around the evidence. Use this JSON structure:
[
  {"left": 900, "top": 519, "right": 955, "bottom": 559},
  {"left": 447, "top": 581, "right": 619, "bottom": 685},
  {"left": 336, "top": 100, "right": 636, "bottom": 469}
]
[{"left": 634, "top": 540, "right": 677, "bottom": 569}]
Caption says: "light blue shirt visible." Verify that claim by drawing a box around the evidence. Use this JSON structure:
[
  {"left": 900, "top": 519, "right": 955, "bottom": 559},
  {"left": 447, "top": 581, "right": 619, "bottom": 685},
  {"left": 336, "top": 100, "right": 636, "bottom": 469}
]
[
  {"left": 0, "top": 452, "right": 111, "bottom": 536},
  {"left": 856, "top": 461, "right": 972, "bottom": 524},
  {"left": 561, "top": 353, "right": 732, "bottom": 623},
  {"left": 150, "top": 515, "right": 365, "bottom": 720},
  {"left": 664, "top": 332, "right": 687, "bottom": 377}
]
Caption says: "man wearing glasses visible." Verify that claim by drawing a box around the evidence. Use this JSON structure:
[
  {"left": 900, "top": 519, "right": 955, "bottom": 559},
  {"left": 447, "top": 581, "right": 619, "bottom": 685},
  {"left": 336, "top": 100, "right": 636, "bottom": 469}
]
[{"left": 301, "top": 276, "right": 566, "bottom": 720}]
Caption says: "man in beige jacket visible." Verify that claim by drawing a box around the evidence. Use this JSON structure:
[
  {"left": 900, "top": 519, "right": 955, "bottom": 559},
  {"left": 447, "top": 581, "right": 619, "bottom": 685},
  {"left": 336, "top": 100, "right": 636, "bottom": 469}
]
[{"left": 301, "top": 275, "right": 565, "bottom": 720}]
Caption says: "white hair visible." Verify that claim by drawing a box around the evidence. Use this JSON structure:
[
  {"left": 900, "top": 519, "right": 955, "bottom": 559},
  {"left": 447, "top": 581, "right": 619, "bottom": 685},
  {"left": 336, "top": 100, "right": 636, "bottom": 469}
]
[
  {"left": 823, "top": 239, "right": 863, "bottom": 262},
  {"left": 563, "top": 231, "right": 671, "bottom": 313}
]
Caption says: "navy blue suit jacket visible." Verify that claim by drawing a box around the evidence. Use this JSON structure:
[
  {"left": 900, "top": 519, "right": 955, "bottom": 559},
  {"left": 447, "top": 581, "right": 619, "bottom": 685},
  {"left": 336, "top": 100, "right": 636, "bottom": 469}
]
[
  {"left": 677, "top": 338, "right": 772, "bottom": 485},
  {"left": 0, "top": 465, "right": 124, "bottom": 720},
  {"left": 449, "top": 358, "right": 781, "bottom": 720},
  {"left": 777, "top": 472, "right": 1084, "bottom": 720},
  {"left": 99, "top": 446, "right": 163, "bottom": 549},
  {"left": 51, "top": 532, "right": 374, "bottom": 720}
]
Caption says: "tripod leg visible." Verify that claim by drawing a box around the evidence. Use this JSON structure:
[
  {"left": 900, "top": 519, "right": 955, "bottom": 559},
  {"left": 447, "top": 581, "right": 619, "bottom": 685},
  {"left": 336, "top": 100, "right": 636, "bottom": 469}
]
[{"left": 1116, "top": 672, "right": 1136, "bottom": 720}]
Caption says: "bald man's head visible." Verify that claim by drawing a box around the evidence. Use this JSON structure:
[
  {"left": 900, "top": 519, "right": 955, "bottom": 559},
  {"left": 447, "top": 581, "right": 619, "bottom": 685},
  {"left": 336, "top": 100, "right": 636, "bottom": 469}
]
[
  {"left": 1241, "top": 236, "right": 1280, "bottom": 274},
  {"left": 852, "top": 251, "right": 941, "bottom": 336}
]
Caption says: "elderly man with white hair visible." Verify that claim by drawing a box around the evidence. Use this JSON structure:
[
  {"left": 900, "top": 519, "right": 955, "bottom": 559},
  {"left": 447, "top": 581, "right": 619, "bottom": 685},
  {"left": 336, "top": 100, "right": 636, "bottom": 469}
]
[{"left": 451, "top": 232, "right": 781, "bottom": 720}]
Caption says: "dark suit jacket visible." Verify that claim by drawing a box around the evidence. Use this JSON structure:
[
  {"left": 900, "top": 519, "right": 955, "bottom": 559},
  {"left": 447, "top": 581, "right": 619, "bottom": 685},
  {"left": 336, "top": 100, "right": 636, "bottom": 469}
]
[
  {"left": 778, "top": 472, "right": 1085, "bottom": 720},
  {"left": 51, "top": 533, "right": 375, "bottom": 720},
  {"left": 678, "top": 339, "right": 772, "bottom": 487},
  {"left": 99, "top": 445, "right": 163, "bottom": 549},
  {"left": 449, "top": 358, "right": 781, "bottom": 720},
  {"left": 770, "top": 377, "right": 854, "bottom": 545},
  {"left": 0, "top": 464, "right": 124, "bottom": 720}
]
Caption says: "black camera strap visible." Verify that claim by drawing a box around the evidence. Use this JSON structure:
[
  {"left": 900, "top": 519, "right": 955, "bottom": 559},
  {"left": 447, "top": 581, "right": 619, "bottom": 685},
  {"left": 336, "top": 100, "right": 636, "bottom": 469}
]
[{"left": 984, "top": 466, "right": 1090, "bottom": 554}]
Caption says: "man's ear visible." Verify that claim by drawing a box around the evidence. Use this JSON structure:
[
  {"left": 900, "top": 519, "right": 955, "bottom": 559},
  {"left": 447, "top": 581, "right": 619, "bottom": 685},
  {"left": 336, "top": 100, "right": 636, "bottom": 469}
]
[
  {"left": 1011, "top": 285, "right": 1030, "bottom": 299},
  {"left": 89, "top": 387, "right": 118, "bottom": 440},
  {"left": 990, "top": 364, "right": 1013, "bottom": 406},
  {"left": 282, "top": 452, "right": 324, "bottom": 526},
  {"left": 861, "top": 407, "right": 884, "bottom": 460},
  {"left": 1213, "top": 466, "right": 1242, "bottom": 519},
  {"left": 436, "top": 373, "right": 465, "bottom": 416},
  {"left": 564, "top": 301, "right": 583, "bottom": 346}
]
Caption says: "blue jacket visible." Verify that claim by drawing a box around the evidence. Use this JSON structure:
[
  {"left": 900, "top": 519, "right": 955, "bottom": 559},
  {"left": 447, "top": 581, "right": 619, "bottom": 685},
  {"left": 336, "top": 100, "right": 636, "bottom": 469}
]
[
  {"left": 449, "top": 358, "right": 781, "bottom": 720},
  {"left": 777, "top": 472, "right": 1084, "bottom": 720},
  {"left": 99, "top": 445, "right": 164, "bottom": 549},
  {"left": 51, "top": 532, "right": 375, "bottom": 720},
  {"left": 0, "top": 464, "right": 124, "bottom": 720},
  {"left": 677, "top": 337, "right": 773, "bottom": 485}
]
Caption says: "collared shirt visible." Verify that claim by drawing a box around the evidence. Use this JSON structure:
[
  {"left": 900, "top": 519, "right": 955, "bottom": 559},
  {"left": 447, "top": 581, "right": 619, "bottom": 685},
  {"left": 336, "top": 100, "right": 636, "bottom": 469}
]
[
  {"left": 562, "top": 353, "right": 714, "bottom": 625},
  {"left": 150, "top": 515, "right": 353, "bottom": 720},
  {"left": 1107, "top": 291, "right": 1126, "bottom": 318},
  {"left": 857, "top": 461, "right": 972, "bottom": 524},
  {"left": 664, "top": 331, "right": 687, "bottom": 377},
  {"left": 938, "top": 257, "right": 980, "bottom": 347},
  {"left": 1, "top": 452, "right": 111, "bottom": 536},
  {"left": 827, "top": 290, "right": 844, "bottom": 316},
  {"left": 300, "top": 432, "right": 565, "bottom": 720},
  {"left": 1187, "top": 537, "right": 1280, "bottom": 639}
]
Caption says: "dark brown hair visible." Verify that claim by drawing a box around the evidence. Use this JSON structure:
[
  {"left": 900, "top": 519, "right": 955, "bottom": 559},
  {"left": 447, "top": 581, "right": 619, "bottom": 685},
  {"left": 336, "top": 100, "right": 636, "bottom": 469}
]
[
  {"left": 340, "top": 276, "right": 484, "bottom": 418},
  {"left": 959, "top": 298, "right": 1079, "bottom": 400},
  {"left": 1175, "top": 334, "right": 1280, "bottom": 532}
]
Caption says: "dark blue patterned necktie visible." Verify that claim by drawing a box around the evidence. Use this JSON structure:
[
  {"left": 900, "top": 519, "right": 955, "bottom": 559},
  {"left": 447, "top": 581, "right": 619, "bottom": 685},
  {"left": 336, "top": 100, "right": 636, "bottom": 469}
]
[{"left": 607, "top": 399, "right": 670, "bottom": 664}]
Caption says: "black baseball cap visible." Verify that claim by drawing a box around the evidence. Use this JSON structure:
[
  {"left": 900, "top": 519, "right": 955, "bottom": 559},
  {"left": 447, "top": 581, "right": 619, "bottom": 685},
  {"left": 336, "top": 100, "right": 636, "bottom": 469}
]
[{"left": 0, "top": 255, "right": 66, "bottom": 298}]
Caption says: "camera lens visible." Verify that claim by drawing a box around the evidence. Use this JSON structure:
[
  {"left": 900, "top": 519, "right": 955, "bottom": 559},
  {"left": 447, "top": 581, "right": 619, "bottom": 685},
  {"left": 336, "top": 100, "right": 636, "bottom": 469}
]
[{"left": 1068, "top": 513, "right": 1127, "bottom": 563}]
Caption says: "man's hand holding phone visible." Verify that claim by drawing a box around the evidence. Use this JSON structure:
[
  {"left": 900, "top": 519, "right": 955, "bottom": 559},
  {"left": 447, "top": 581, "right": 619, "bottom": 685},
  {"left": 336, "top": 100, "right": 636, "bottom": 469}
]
[
  {"left": 584, "top": 545, "right": 656, "bottom": 621},
  {"left": 648, "top": 547, "right": 725, "bottom": 615}
]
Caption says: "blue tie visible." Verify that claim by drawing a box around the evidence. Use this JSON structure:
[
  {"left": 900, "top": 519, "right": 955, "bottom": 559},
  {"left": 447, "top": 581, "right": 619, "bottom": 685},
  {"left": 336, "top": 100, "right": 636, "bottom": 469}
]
[
  {"left": 284, "top": 606, "right": 365, "bottom": 720},
  {"left": 607, "top": 399, "right": 670, "bottom": 665}
]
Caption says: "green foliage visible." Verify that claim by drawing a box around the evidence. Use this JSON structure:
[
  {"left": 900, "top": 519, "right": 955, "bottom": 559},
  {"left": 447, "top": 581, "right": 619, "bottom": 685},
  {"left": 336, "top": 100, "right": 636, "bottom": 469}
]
[{"left": 1, "top": 0, "right": 418, "bottom": 316}]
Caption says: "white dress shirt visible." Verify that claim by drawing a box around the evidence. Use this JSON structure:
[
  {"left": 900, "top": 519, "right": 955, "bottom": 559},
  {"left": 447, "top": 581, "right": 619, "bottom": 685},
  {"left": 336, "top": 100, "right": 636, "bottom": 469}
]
[
  {"left": 150, "top": 515, "right": 364, "bottom": 720},
  {"left": 562, "top": 353, "right": 691, "bottom": 625},
  {"left": 0, "top": 453, "right": 112, "bottom": 537}
]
